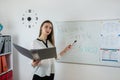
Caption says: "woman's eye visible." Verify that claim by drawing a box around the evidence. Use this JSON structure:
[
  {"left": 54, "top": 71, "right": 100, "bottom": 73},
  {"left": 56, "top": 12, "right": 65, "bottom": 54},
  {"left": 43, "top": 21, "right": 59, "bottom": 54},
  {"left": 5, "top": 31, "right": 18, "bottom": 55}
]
[{"left": 49, "top": 27, "right": 52, "bottom": 29}]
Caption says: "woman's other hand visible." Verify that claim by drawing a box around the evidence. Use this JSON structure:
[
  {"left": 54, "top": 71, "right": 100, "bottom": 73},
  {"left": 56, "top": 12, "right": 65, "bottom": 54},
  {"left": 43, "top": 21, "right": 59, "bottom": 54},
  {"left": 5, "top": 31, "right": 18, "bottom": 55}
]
[{"left": 31, "top": 59, "right": 41, "bottom": 67}]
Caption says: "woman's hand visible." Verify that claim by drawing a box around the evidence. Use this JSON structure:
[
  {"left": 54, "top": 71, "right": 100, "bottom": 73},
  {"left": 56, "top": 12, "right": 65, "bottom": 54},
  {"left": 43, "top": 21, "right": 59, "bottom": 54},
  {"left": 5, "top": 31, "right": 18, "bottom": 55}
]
[
  {"left": 64, "top": 44, "right": 72, "bottom": 53},
  {"left": 31, "top": 59, "right": 41, "bottom": 67},
  {"left": 60, "top": 44, "right": 72, "bottom": 56},
  {"left": 63, "top": 40, "right": 77, "bottom": 53}
]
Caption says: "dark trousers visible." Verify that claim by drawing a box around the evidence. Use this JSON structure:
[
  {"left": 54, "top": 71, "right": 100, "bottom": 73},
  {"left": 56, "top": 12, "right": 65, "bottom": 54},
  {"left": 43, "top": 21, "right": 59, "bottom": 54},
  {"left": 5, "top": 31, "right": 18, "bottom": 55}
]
[{"left": 32, "top": 74, "right": 54, "bottom": 80}]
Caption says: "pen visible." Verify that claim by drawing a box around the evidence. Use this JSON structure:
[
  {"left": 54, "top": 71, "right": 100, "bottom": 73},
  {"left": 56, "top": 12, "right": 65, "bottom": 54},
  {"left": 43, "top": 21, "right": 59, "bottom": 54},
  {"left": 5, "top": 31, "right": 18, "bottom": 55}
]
[{"left": 71, "top": 40, "right": 77, "bottom": 46}]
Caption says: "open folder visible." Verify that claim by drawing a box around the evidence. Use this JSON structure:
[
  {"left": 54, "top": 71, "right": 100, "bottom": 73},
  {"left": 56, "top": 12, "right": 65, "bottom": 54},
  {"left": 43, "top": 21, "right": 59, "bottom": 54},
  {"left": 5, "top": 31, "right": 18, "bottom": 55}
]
[{"left": 13, "top": 43, "right": 57, "bottom": 60}]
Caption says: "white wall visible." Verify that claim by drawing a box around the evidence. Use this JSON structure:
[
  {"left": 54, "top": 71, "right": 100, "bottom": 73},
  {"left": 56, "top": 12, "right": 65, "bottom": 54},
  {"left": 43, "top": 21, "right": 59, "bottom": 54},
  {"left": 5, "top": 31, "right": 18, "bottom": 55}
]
[{"left": 0, "top": 0, "right": 120, "bottom": 80}]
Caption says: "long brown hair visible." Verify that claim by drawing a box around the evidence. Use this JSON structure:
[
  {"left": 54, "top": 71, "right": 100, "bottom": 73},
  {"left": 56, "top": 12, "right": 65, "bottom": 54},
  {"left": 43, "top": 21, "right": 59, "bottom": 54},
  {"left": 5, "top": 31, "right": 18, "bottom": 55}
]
[{"left": 38, "top": 20, "right": 55, "bottom": 46}]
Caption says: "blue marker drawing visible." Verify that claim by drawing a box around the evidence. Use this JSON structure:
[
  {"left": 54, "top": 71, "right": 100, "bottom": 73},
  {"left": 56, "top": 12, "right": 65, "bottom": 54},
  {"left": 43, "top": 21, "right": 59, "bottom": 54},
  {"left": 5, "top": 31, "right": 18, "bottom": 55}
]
[
  {"left": 118, "top": 34, "right": 120, "bottom": 37},
  {"left": 102, "top": 59, "right": 118, "bottom": 62},
  {"left": 101, "top": 48, "right": 119, "bottom": 51},
  {"left": 100, "top": 34, "right": 103, "bottom": 37}
]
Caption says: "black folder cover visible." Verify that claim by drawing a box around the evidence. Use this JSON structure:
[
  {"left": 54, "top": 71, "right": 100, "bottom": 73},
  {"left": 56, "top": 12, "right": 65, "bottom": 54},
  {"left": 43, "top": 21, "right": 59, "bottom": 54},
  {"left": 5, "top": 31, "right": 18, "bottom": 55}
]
[{"left": 13, "top": 43, "right": 57, "bottom": 60}]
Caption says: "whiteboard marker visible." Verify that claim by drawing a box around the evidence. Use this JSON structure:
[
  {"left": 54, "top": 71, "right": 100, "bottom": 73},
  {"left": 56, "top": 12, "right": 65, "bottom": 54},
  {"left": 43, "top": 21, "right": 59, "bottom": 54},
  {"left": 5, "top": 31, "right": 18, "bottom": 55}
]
[{"left": 71, "top": 40, "right": 77, "bottom": 46}]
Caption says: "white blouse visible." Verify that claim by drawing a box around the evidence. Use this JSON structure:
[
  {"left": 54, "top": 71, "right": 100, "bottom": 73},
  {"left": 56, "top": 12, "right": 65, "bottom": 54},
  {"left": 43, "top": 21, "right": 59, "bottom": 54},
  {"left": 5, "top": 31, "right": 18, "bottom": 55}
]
[{"left": 31, "top": 39, "right": 57, "bottom": 77}]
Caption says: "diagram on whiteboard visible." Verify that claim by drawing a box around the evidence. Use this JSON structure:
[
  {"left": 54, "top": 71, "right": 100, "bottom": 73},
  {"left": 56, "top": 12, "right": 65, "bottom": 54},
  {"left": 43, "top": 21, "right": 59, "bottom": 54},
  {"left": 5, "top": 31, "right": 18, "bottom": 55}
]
[
  {"left": 100, "top": 48, "right": 120, "bottom": 62},
  {"left": 100, "top": 21, "right": 120, "bottom": 63}
]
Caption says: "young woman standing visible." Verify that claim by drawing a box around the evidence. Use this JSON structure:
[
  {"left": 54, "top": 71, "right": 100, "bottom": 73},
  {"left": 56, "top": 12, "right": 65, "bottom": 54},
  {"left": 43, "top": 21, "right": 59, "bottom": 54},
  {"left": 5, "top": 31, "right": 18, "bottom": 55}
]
[{"left": 31, "top": 20, "right": 72, "bottom": 80}]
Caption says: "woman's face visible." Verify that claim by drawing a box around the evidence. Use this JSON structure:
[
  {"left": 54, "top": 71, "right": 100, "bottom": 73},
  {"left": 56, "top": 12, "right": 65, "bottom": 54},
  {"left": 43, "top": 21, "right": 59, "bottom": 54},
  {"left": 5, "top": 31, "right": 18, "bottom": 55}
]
[{"left": 41, "top": 23, "right": 52, "bottom": 36}]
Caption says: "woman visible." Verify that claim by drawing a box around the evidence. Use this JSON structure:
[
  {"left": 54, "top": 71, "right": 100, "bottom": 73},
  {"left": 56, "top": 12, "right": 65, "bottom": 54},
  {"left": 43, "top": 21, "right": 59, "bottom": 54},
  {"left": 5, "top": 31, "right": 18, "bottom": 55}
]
[{"left": 31, "top": 20, "right": 72, "bottom": 80}]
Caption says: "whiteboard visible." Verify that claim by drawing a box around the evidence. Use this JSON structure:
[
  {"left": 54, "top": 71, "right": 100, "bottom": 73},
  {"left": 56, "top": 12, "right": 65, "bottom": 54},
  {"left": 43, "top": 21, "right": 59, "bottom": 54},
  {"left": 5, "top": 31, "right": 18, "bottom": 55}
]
[{"left": 54, "top": 19, "right": 120, "bottom": 68}]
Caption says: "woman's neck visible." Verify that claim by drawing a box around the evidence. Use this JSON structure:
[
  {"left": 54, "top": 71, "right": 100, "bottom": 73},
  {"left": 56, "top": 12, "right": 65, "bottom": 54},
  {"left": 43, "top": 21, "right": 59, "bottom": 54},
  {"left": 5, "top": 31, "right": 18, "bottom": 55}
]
[{"left": 39, "top": 35, "right": 47, "bottom": 41}]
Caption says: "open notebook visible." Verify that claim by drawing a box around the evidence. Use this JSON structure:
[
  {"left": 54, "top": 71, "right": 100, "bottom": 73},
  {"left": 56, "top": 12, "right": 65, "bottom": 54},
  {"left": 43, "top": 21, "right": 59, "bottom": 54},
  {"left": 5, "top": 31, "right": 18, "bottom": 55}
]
[{"left": 13, "top": 43, "right": 57, "bottom": 60}]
